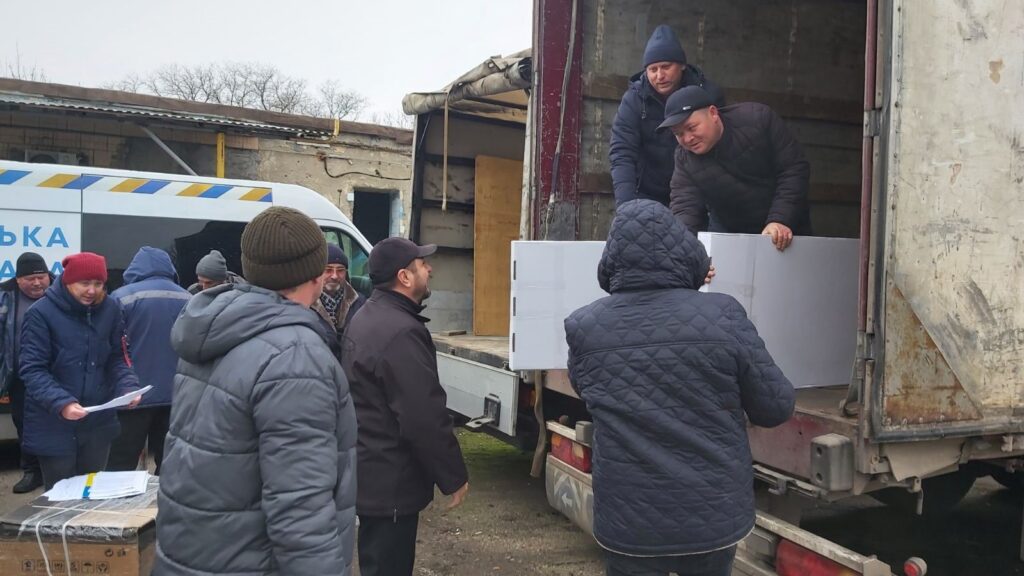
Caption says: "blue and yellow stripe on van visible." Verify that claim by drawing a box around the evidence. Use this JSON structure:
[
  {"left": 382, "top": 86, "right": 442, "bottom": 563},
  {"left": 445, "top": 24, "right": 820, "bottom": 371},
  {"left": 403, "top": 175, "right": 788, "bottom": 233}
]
[{"left": 0, "top": 169, "right": 273, "bottom": 202}]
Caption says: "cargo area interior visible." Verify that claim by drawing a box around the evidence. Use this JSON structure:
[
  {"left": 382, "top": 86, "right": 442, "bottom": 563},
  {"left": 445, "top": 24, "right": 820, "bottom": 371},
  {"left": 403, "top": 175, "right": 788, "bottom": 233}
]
[{"left": 416, "top": 0, "right": 872, "bottom": 438}]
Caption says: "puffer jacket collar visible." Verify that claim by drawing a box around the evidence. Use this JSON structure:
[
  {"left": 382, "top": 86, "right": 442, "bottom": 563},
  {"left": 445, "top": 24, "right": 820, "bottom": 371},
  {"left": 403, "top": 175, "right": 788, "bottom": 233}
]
[{"left": 171, "top": 283, "right": 331, "bottom": 365}]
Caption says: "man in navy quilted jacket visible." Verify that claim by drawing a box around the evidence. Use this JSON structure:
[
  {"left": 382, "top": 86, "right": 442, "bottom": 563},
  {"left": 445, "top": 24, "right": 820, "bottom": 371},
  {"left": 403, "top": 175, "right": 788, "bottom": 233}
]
[{"left": 565, "top": 199, "right": 795, "bottom": 576}]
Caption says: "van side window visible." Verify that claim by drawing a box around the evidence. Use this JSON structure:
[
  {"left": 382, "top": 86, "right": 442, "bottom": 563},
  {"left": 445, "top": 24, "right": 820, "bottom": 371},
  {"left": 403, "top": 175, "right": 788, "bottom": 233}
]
[
  {"left": 83, "top": 214, "right": 246, "bottom": 291},
  {"left": 323, "top": 229, "right": 371, "bottom": 297}
]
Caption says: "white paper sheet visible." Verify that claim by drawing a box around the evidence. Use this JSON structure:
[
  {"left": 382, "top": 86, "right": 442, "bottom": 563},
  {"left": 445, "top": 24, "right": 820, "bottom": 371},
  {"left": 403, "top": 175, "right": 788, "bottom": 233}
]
[
  {"left": 83, "top": 385, "right": 152, "bottom": 413},
  {"left": 43, "top": 471, "right": 150, "bottom": 501}
]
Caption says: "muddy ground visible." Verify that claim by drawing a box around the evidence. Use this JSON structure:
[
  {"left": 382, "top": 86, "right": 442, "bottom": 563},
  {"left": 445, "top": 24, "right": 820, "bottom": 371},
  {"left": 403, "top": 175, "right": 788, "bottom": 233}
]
[{"left": 0, "top": 430, "right": 1023, "bottom": 575}]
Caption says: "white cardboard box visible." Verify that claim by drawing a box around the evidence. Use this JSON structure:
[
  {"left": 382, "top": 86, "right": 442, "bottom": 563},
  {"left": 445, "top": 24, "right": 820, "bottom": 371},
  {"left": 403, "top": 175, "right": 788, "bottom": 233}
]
[
  {"left": 508, "top": 241, "right": 606, "bottom": 370},
  {"left": 698, "top": 233, "right": 859, "bottom": 388},
  {"left": 508, "top": 235, "right": 859, "bottom": 389}
]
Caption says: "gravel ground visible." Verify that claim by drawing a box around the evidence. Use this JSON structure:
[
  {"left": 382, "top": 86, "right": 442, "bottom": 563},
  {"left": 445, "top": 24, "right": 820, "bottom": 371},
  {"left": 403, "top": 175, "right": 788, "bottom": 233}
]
[{"left": 0, "top": 430, "right": 1022, "bottom": 575}]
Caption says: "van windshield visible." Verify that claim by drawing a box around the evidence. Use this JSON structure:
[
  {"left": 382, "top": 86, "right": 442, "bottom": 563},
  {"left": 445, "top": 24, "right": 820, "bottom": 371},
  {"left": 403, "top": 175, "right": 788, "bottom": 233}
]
[{"left": 83, "top": 213, "right": 372, "bottom": 296}]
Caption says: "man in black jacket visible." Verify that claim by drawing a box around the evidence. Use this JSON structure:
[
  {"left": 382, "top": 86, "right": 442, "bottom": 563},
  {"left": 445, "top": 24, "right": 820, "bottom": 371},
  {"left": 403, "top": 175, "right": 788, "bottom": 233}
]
[
  {"left": 610, "top": 25, "right": 725, "bottom": 208},
  {"left": 664, "top": 86, "right": 812, "bottom": 251},
  {"left": 342, "top": 237, "right": 469, "bottom": 576}
]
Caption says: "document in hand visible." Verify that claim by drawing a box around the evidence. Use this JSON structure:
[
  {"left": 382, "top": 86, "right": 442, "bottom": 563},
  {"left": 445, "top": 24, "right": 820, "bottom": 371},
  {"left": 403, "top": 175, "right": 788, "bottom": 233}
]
[
  {"left": 83, "top": 385, "right": 153, "bottom": 413},
  {"left": 43, "top": 471, "right": 151, "bottom": 501}
]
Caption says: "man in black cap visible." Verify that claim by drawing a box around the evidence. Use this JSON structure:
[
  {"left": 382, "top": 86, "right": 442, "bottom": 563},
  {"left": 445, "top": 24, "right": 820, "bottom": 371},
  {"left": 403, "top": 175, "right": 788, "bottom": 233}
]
[
  {"left": 342, "top": 237, "right": 469, "bottom": 576},
  {"left": 609, "top": 24, "right": 725, "bottom": 207},
  {"left": 662, "top": 86, "right": 812, "bottom": 251},
  {"left": 0, "top": 252, "right": 51, "bottom": 493}
]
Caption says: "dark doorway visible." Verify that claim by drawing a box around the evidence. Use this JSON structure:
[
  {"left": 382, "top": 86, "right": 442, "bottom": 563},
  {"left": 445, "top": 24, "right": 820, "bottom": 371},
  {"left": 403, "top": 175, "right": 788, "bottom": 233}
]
[{"left": 353, "top": 191, "right": 392, "bottom": 246}]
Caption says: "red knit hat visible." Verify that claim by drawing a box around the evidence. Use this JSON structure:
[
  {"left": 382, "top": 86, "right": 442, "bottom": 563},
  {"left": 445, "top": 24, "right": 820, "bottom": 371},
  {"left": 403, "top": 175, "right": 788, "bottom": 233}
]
[{"left": 61, "top": 252, "right": 108, "bottom": 285}]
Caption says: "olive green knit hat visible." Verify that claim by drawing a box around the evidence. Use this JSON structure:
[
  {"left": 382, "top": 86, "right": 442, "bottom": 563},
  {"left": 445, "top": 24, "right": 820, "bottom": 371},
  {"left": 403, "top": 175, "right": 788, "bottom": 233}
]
[{"left": 241, "top": 207, "right": 327, "bottom": 291}]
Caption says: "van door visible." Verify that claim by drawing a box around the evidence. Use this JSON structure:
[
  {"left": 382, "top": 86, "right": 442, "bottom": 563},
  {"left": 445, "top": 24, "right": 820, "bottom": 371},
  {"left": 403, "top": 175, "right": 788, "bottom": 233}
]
[{"left": 0, "top": 164, "right": 84, "bottom": 280}]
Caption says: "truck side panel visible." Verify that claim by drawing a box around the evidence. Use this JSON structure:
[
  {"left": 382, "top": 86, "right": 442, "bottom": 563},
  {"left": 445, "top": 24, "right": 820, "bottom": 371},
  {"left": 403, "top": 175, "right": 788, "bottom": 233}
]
[{"left": 874, "top": 1, "right": 1024, "bottom": 439}]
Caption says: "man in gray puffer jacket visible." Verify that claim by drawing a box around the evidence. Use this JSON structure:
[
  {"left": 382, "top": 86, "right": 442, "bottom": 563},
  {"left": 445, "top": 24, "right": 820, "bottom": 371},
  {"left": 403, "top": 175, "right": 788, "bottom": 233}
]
[
  {"left": 155, "top": 207, "right": 357, "bottom": 576},
  {"left": 565, "top": 200, "right": 795, "bottom": 576}
]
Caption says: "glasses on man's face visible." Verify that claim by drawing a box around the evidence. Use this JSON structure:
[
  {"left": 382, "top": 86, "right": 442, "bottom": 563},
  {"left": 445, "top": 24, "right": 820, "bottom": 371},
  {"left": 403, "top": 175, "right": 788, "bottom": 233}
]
[{"left": 324, "top": 265, "right": 348, "bottom": 276}]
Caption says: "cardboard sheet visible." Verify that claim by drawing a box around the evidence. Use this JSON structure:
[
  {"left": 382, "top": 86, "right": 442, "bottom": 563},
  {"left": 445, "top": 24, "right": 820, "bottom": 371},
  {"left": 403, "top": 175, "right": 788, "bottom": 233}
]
[{"left": 508, "top": 235, "right": 859, "bottom": 388}]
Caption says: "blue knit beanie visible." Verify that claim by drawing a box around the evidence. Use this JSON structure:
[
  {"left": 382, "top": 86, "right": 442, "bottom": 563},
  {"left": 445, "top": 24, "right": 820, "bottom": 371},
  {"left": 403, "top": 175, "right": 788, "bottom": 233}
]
[{"left": 643, "top": 25, "right": 687, "bottom": 68}]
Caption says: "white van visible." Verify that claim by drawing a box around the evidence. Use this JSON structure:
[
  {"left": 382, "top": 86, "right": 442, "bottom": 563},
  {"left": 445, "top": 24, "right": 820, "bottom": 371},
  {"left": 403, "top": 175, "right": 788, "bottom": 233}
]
[{"left": 0, "top": 160, "right": 374, "bottom": 439}]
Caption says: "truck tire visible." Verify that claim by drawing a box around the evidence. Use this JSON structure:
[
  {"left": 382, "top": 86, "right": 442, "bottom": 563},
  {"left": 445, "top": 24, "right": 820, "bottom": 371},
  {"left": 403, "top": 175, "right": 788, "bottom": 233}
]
[
  {"left": 872, "top": 469, "right": 976, "bottom": 517},
  {"left": 990, "top": 469, "right": 1024, "bottom": 493}
]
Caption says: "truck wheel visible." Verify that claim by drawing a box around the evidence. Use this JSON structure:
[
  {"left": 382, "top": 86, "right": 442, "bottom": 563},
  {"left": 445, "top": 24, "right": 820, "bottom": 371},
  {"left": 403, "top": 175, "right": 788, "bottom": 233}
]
[
  {"left": 990, "top": 469, "right": 1024, "bottom": 493},
  {"left": 872, "top": 470, "right": 976, "bottom": 517}
]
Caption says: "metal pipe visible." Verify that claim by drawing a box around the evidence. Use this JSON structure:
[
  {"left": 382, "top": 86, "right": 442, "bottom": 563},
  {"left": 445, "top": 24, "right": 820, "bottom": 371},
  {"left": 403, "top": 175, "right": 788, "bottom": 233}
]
[
  {"left": 843, "top": 0, "right": 879, "bottom": 416},
  {"left": 137, "top": 124, "right": 197, "bottom": 176},
  {"left": 859, "top": 0, "right": 878, "bottom": 333},
  {"left": 216, "top": 132, "right": 226, "bottom": 178}
]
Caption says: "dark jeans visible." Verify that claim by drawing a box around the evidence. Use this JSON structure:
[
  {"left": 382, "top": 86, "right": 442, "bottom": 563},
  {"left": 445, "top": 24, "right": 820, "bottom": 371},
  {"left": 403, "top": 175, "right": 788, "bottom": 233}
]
[
  {"left": 358, "top": 513, "right": 419, "bottom": 576},
  {"left": 8, "top": 376, "right": 41, "bottom": 476},
  {"left": 107, "top": 406, "right": 171, "bottom": 475},
  {"left": 605, "top": 546, "right": 736, "bottom": 576},
  {"left": 37, "top": 435, "right": 112, "bottom": 490}
]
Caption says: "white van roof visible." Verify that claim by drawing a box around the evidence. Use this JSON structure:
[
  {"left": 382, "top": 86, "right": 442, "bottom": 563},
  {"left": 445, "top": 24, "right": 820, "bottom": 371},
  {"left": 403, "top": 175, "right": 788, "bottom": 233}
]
[{"left": 0, "top": 160, "right": 356, "bottom": 231}]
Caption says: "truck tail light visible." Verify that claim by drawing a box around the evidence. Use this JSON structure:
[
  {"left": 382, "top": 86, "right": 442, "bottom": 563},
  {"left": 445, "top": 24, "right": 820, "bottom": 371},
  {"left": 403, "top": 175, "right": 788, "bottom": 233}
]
[
  {"left": 550, "top": 431, "right": 592, "bottom": 472},
  {"left": 776, "top": 539, "right": 858, "bottom": 576}
]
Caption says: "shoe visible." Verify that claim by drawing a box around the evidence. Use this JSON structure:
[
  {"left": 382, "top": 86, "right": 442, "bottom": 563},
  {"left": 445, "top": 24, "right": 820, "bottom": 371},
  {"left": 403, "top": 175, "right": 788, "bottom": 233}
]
[{"left": 13, "top": 472, "right": 42, "bottom": 494}]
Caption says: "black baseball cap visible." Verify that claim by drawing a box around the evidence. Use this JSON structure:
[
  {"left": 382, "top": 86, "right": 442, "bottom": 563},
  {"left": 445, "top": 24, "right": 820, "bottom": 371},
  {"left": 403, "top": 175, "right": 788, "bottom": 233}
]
[
  {"left": 368, "top": 237, "right": 437, "bottom": 285},
  {"left": 657, "top": 85, "right": 715, "bottom": 131}
]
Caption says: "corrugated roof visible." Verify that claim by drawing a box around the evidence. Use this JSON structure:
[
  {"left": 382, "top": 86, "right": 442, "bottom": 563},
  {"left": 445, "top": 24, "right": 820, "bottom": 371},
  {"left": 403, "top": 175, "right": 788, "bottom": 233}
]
[
  {"left": 0, "top": 79, "right": 412, "bottom": 144},
  {"left": 0, "top": 91, "right": 325, "bottom": 137}
]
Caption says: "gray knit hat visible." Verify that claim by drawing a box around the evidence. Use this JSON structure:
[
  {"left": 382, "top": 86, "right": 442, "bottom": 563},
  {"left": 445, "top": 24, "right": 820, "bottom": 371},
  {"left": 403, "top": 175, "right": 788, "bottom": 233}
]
[
  {"left": 195, "top": 250, "right": 228, "bottom": 281},
  {"left": 241, "top": 207, "right": 327, "bottom": 291}
]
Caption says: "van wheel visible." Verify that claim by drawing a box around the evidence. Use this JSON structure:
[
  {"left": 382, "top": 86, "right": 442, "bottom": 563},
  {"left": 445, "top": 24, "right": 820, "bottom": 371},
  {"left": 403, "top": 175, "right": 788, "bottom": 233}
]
[{"left": 872, "top": 469, "right": 976, "bottom": 517}]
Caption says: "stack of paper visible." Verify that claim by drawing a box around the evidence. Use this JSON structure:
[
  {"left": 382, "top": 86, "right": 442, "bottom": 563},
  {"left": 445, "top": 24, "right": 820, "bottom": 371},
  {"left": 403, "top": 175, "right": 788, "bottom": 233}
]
[{"left": 44, "top": 471, "right": 151, "bottom": 502}]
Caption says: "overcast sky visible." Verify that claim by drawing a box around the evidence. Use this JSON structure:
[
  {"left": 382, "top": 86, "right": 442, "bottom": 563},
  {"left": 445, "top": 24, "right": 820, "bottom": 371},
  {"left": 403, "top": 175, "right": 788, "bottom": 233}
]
[{"left": 2, "top": 0, "right": 532, "bottom": 120}]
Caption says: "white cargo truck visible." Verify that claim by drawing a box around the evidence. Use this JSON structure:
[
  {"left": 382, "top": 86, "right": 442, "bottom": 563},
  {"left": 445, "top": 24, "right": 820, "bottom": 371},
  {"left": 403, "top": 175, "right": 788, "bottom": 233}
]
[{"left": 405, "top": 1, "right": 1023, "bottom": 574}]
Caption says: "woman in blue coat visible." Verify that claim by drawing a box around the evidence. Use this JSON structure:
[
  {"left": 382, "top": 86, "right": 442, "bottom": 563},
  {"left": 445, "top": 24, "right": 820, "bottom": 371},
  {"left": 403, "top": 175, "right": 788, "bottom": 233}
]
[{"left": 19, "top": 252, "right": 141, "bottom": 489}]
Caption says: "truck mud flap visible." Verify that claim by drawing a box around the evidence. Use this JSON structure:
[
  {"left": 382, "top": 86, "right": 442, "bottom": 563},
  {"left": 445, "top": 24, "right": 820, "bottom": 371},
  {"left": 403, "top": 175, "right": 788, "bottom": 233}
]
[{"left": 545, "top": 453, "right": 594, "bottom": 537}]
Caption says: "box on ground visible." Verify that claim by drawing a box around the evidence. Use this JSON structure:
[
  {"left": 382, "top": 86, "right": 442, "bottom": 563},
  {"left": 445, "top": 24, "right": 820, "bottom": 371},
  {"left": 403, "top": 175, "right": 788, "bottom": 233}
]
[{"left": 0, "top": 478, "right": 158, "bottom": 576}]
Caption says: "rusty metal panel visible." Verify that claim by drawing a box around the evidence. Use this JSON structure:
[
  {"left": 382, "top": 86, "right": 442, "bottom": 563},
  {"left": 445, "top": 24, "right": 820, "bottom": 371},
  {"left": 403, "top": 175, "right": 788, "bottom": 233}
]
[{"left": 876, "top": 0, "right": 1024, "bottom": 438}]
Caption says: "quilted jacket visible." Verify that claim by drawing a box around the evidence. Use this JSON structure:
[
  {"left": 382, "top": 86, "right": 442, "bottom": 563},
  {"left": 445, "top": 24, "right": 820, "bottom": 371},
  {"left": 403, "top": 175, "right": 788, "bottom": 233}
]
[
  {"left": 155, "top": 283, "right": 356, "bottom": 576},
  {"left": 20, "top": 280, "right": 139, "bottom": 457},
  {"left": 610, "top": 68, "right": 725, "bottom": 207},
  {"left": 670, "top": 102, "right": 811, "bottom": 234},
  {"left": 564, "top": 199, "right": 795, "bottom": 556}
]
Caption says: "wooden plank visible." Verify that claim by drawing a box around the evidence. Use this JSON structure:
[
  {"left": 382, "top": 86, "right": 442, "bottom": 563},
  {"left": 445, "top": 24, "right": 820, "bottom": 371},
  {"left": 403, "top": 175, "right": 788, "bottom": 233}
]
[{"left": 473, "top": 155, "right": 523, "bottom": 336}]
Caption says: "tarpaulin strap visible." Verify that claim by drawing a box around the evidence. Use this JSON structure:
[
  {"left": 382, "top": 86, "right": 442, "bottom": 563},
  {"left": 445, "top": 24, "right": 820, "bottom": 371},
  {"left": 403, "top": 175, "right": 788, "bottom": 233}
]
[{"left": 442, "top": 88, "right": 451, "bottom": 212}]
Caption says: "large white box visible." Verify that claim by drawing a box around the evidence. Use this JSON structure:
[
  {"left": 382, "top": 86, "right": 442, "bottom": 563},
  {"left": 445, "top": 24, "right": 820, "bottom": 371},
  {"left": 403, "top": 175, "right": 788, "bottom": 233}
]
[
  {"left": 697, "top": 233, "right": 859, "bottom": 388},
  {"left": 508, "top": 235, "right": 861, "bottom": 388},
  {"left": 508, "top": 241, "right": 605, "bottom": 370}
]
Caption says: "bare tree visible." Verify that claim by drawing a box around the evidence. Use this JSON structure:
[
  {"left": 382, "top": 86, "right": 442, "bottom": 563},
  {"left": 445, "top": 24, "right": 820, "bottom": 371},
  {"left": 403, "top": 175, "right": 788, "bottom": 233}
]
[
  {"left": 1, "top": 46, "right": 48, "bottom": 82},
  {"left": 112, "top": 62, "right": 366, "bottom": 119},
  {"left": 369, "top": 109, "right": 415, "bottom": 130},
  {"left": 303, "top": 80, "right": 368, "bottom": 119}
]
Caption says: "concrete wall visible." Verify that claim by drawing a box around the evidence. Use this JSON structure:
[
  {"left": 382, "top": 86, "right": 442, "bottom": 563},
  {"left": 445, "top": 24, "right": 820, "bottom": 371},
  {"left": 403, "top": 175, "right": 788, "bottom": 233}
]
[{"left": 0, "top": 109, "right": 412, "bottom": 235}]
